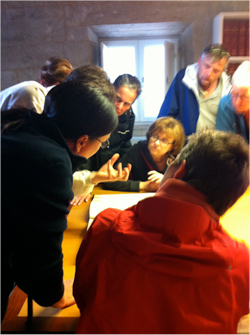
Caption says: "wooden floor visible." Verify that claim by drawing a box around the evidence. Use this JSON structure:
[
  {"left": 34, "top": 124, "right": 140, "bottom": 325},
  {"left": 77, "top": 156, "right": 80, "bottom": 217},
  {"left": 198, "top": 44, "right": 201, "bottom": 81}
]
[{"left": 1, "top": 186, "right": 249, "bottom": 333}]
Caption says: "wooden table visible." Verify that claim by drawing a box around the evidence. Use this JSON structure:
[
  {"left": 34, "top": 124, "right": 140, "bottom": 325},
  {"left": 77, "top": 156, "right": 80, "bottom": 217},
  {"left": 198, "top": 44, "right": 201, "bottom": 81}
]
[{"left": 1, "top": 186, "right": 249, "bottom": 333}]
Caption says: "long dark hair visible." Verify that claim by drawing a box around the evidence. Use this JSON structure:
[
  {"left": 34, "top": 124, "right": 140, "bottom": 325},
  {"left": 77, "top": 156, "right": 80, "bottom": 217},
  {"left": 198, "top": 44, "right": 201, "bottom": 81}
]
[{"left": 2, "top": 81, "right": 118, "bottom": 141}]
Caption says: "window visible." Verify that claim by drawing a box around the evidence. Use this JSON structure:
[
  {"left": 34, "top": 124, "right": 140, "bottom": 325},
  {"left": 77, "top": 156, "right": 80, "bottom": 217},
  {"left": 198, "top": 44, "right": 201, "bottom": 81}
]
[{"left": 101, "top": 38, "right": 178, "bottom": 123}]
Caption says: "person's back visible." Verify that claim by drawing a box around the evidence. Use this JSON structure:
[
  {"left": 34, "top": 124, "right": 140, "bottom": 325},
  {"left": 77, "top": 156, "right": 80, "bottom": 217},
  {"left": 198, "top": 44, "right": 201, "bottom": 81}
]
[
  {"left": 74, "top": 129, "right": 249, "bottom": 334},
  {"left": 0, "top": 57, "right": 72, "bottom": 114},
  {"left": 0, "top": 81, "right": 47, "bottom": 114}
]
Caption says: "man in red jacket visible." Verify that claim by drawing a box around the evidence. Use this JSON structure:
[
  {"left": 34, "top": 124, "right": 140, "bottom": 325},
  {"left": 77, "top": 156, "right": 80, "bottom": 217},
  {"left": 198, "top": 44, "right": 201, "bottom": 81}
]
[{"left": 73, "top": 129, "right": 249, "bottom": 334}]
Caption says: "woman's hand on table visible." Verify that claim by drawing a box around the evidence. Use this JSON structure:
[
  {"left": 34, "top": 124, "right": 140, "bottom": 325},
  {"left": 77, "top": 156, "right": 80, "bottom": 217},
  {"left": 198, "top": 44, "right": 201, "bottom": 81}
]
[
  {"left": 71, "top": 193, "right": 92, "bottom": 206},
  {"left": 91, "top": 153, "right": 131, "bottom": 184},
  {"left": 51, "top": 279, "right": 75, "bottom": 309},
  {"left": 147, "top": 170, "right": 164, "bottom": 183}
]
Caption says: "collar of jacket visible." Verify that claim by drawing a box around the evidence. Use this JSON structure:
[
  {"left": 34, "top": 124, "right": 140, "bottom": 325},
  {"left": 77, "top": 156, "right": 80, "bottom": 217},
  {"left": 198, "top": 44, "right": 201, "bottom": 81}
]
[{"left": 182, "top": 63, "right": 232, "bottom": 99}]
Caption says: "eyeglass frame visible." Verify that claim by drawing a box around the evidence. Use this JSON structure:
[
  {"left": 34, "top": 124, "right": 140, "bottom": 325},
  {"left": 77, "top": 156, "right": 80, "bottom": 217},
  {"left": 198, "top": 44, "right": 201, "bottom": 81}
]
[
  {"left": 150, "top": 133, "right": 175, "bottom": 146},
  {"left": 94, "top": 137, "right": 110, "bottom": 149}
]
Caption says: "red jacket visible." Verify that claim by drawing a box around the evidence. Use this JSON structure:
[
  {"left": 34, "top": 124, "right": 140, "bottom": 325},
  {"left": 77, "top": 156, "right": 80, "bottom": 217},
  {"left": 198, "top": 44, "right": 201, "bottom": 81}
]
[{"left": 74, "top": 179, "right": 249, "bottom": 334}]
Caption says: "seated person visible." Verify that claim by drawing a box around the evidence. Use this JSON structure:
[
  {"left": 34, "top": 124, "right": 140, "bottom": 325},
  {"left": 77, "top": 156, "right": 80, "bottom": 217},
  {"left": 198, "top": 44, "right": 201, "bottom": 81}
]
[
  {"left": 77, "top": 73, "right": 142, "bottom": 171},
  {"left": 73, "top": 129, "right": 249, "bottom": 334},
  {"left": 0, "top": 57, "right": 73, "bottom": 114},
  {"left": 102, "top": 117, "right": 185, "bottom": 192},
  {"left": 216, "top": 61, "right": 249, "bottom": 142}
]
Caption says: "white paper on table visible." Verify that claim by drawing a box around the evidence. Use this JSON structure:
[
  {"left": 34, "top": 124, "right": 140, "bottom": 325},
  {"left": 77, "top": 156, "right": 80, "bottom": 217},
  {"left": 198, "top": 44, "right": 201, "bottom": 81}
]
[{"left": 87, "top": 193, "right": 155, "bottom": 230}]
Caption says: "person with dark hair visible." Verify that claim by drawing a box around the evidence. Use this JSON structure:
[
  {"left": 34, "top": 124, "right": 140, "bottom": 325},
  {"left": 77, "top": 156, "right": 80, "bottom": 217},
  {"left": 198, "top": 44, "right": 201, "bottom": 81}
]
[
  {"left": 64, "top": 64, "right": 116, "bottom": 104},
  {"left": 78, "top": 73, "right": 142, "bottom": 171},
  {"left": 157, "top": 44, "right": 231, "bottom": 135},
  {"left": 1, "top": 81, "right": 131, "bottom": 321},
  {"left": 74, "top": 129, "right": 249, "bottom": 334},
  {"left": 0, "top": 56, "right": 73, "bottom": 114},
  {"left": 103, "top": 117, "right": 185, "bottom": 192}
]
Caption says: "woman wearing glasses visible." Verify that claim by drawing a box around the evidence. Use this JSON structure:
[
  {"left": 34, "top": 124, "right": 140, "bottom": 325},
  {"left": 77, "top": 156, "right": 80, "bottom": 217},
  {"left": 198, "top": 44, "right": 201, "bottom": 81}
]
[
  {"left": 1, "top": 81, "right": 131, "bottom": 320},
  {"left": 103, "top": 117, "right": 185, "bottom": 192}
]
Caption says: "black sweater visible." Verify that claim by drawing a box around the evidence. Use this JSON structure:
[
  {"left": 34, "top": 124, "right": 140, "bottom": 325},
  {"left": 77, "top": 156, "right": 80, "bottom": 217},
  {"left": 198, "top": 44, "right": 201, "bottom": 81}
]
[
  {"left": 103, "top": 140, "right": 168, "bottom": 192},
  {"left": 1, "top": 113, "right": 86, "bottom": 307}
]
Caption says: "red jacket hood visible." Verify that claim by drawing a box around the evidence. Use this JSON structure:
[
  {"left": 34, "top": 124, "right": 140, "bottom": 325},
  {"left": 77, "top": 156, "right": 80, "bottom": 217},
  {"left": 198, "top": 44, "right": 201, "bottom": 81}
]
[{"left": 110, "top": 179, "right": 236, "bottom": 277}]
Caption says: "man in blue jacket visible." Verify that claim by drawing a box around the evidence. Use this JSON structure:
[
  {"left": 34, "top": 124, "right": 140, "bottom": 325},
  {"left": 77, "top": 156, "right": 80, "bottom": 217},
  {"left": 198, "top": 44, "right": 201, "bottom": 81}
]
[
  {"left": 157, "top": 44, "right": 231, "bottom": 136},
  {"left": 216, "top": 61, "right": 249, "bottom": 143}
]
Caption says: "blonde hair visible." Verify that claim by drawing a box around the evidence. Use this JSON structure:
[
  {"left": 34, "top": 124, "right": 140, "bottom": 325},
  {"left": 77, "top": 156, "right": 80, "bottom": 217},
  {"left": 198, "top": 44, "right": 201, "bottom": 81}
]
[
  {"left": 146, "top": 117, "right": 185, "bottom": 156},
  {"left": 232, "top": 61, "right": 250, "bottom": 89}
]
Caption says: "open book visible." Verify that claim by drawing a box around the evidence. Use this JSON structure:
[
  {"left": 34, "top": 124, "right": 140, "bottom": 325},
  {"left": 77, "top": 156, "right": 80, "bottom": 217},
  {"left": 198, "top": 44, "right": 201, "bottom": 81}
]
[{"left": 88, "top": 193, "right": 155, "bottom": 230}]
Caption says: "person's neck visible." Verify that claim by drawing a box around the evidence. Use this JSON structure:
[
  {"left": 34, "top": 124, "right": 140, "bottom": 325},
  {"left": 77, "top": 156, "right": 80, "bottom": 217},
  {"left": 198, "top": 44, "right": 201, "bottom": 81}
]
[
  {"left": 199, "top": 79, "right": 219, "bottom": 99},
  {"left": 153, "top": 154, "right": 168, "bottom": 171}
]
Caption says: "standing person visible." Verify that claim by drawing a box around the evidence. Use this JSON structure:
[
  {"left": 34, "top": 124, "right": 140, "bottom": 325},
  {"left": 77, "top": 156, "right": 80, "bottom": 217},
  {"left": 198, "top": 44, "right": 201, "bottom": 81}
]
[
  {"left": 103, "top": 117, "right": 185, "bottom": 192},
  {"left": 1, "top": 81, "right": 131, "bottom": 321},
  {"left": 216, "top": 60, "right": 249, "bottom": 142},
  {"left": 79, "top": 73, "right": 142, "bottom": 171},
  {"left": 157, "top": 44, "right": 231, "bottom": 136},
  {"left": 74, "top": 129, "right": 249, "bottom": 334},
  {"left": 0, "top": 57, "right": 73, "bottom": 114}
]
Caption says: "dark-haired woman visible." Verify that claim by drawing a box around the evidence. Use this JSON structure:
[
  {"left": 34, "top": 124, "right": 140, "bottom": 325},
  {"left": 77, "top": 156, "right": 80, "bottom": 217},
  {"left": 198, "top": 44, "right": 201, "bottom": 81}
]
[{"left": 1, "top": 81, "right": 131, "bottom": 321}]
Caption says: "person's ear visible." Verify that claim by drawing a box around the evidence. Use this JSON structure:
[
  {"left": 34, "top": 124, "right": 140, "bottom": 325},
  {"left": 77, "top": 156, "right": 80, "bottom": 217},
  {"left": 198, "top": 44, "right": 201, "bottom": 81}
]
[
  {"left": 173, "top": 160, "right": 187, "bottom": 180},
  {"left": 75, "top": 135, "right": 89, "bottom": 154}
]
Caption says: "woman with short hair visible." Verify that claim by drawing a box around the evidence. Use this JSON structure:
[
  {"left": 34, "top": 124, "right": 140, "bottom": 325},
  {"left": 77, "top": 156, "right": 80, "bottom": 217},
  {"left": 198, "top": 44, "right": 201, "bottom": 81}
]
[{"left": 103, "top": 117, "right": 185, "bottom": 192}]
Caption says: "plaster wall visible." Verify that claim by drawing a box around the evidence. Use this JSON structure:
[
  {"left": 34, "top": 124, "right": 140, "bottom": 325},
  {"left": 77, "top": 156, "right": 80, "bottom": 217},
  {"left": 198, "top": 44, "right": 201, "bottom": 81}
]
[{"left": 1, "top": 1, "right": 249, "bottom": 89}]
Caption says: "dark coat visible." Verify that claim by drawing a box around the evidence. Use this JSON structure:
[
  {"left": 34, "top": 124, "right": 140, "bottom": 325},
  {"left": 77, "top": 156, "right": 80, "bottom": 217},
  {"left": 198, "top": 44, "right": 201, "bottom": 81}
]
[{"left": 1, "top": 113, "right": 86, "bottom": 311}]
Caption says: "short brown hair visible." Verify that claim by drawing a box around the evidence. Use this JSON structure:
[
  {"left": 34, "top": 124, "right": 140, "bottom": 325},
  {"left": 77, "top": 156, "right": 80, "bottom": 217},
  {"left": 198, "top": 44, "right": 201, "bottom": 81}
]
[
  {"left": 64, "top": 65, "right": 116, "bottom": 104},
  {"left": 39, "top": 57, "right": 73, "bottom": 87},
  {"left": 146, "top": 117, "right": 185, "bottom": 156},
  {"left": 174, "top": 129, "right": 249, "bottom": 216}
]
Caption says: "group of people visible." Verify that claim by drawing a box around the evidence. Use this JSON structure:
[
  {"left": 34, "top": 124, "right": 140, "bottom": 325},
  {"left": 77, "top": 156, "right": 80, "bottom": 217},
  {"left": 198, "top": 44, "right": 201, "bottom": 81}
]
[{"left": 1, "top": 42, "right": 249, "bottom": 334}]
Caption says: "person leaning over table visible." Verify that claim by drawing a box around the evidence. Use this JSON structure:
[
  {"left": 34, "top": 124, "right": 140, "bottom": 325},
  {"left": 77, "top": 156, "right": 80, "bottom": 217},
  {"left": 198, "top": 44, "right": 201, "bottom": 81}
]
[
  {"left": 103, "top": 117, "right": 185, "bottom": 192},
  {"left": 0, "top": 56, "right": 73, "bottom": 114},
  {"left": 216, "top": 60, "right": 249, "bottom": 143},
  {"left": 157, "top": 44, "right": 231, "bottom": 135},
  {"left": 61, "top": 65, "right": 132, "bottom": 206},
  {"left": 77, "top": 73, "right": 142, "bottom": 172},
  {"left": 73, "top": 129, "right": 249, "bottom": 334},
  {"left": 1, "top": 81, "right": 131, "bottom": 321}
]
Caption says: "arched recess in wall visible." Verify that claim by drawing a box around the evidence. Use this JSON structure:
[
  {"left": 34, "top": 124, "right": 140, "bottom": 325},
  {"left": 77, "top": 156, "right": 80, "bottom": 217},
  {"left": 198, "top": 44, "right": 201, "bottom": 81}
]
[{"left": 89, "top": 22, "right": 192, "bottom": 123}]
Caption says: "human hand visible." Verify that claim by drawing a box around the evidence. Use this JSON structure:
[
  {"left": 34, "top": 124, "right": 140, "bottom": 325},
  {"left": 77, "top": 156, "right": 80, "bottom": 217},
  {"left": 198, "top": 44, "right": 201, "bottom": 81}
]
[
  {"left": 139, "top": 180, "right": 160, "bottom": 192},
  {"left": 51, "top": 279, "right": 75, "bottom": 309},
  {"left": 70, "top": 194, "right": 92, "bottom": 206},
  {"left": 91, "top": 153, "right": 132, "bottom": 184},
  {"left": 147, "top": 170, "right": 164, "bottom": 183}
]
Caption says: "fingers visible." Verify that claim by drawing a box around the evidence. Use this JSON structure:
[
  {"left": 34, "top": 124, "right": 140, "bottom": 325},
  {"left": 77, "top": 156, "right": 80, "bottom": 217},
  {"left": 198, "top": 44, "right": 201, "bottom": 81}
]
[
  {"left": 70, "top": 195, "right": 91, "bottom": 206},
  {"left": 110, "top": 153, "right": 120, "bottom": 166}
]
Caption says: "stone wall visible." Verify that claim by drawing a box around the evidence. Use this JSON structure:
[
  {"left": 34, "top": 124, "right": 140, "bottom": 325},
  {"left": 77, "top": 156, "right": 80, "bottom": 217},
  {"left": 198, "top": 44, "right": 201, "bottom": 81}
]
[{"left": 1, "top": 1, "right": 249, "bottom": 89}]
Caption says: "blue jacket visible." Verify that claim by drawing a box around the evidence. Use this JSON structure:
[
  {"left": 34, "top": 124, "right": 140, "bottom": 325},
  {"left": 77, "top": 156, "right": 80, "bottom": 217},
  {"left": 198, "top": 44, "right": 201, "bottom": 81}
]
[
  {"left": 216, "top": 95, "right": 249, "bottom": 142},
  {"left": 157, "top": 64, "right": 231, "bottom": 136}
]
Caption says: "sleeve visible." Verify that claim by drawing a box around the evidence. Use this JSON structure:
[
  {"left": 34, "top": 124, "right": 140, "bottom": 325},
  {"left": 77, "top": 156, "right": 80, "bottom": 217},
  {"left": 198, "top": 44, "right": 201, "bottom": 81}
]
[
  {"left": 12, "top": 158, "right": 74, "bottom": 306},
  {"left": 157, "top": 71, "right": 181, "bottom": 119},
  {"left": 216, "top": 96, "right": 235, "bottom": 133},
  {"left": 72, "top": 170, "right": 95, "bottom": 196}
]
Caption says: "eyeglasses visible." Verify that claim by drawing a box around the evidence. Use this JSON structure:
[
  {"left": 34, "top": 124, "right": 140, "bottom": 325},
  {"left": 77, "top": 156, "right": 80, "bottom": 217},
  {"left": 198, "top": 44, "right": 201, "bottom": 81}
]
[
  {"left": 150, "top": 134, "right": 174, "bottom": 146},
  {"left": 231, "top": 92, "right": 249, "bottom": 102},
  {"left": 209, "top": 46, "right": 230, "bottom": 59},
  {"left": 95, "top": 138, "right": 110, "bottom": 149}
]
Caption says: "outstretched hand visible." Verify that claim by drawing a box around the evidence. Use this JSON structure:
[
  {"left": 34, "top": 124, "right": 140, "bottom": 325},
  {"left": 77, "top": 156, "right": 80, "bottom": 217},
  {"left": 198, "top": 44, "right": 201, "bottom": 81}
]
[
  {"left": 70, "top": 193, "right": 92, "bottom": 206},
  {"left": 91, "top": 153, "right": 132, "bottom": 184}
]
